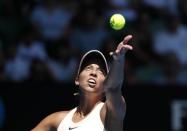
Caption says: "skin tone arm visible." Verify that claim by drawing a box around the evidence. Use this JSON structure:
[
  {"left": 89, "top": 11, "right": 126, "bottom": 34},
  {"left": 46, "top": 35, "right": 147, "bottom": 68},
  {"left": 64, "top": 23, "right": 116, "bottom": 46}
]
[
  {"left": 31, "top": 111, "right": 69, "bottom": 131},
  {"left": 101, "top": 35, "right": 133, "bottom": 131}
]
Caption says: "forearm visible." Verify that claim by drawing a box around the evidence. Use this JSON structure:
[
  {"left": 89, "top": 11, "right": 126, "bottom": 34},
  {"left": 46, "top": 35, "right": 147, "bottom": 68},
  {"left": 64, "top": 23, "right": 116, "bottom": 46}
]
[{"left": 104, "top": 53, "right": 125, "bottom": 92}]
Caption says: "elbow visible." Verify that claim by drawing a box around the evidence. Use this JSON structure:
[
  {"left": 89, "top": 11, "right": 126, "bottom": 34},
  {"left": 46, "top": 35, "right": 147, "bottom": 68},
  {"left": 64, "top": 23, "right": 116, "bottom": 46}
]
[
  {"left": 104, "top": 83, "right": 122, "bottom": 92},
  {"left": 104, "top": 79, "right": 123, "bottom": 91}
]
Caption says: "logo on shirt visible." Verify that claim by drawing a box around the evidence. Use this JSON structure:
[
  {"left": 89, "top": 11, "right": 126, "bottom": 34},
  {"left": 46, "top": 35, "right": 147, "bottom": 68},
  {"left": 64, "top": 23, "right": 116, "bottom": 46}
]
[{"left": 69, "top": 126, "right": 79, "bottom": 130}]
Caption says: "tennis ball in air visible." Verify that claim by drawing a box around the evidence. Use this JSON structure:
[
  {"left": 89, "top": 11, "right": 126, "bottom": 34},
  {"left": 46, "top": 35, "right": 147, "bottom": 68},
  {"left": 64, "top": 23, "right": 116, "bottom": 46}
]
[{"left": 110, "top": 14, "right": 125, "bottom": 30}]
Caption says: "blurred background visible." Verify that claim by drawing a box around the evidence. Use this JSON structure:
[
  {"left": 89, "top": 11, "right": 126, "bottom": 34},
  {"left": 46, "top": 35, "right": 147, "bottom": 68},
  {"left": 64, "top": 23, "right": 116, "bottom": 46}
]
[{"left": 0, "top": 0, "right": 187, "bottom": 130}]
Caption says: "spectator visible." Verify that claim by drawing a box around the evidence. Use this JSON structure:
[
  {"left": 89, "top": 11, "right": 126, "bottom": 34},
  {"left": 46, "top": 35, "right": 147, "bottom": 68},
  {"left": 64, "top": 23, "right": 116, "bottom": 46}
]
[
  {"left": 178, "top": 0, "right": 187, "bottom": 25},
  {"left": 153, "top": 13, "right": 187, "bottom": 67},
  {"left": 4, "top": 26, "right": 48, "bottom": 82},
  {"left": 105, "top": 0, "right": 138, "bottom": 23},
  {"left": 141, "top": 0, "right": 178, "bottom": 17},
  {"left": 30, "top": 0, "right": 74, "bottom": 42},
  {"left": 47, "top": 38, "right": 78, "bottom": 82},
  {"left": 4, "top": 43, "right": 30, "bottom": 81},
  {"left": 70, "top": 8, "right": 108, "bottom": 53},
  {"left": 131, "top": 13, "right": 157, "bottom": 67},
  {"left": 129, "top": 12, "right": 167, "bottom": 85},
  {"left": 153, "top": 13, "right": 187, "bottom": 85},
  {"left": 16, "top": 27, "right": 48, "bottom": 62},
  {"left": 27, "top": 58, "right": 53, "bottom": 82}
]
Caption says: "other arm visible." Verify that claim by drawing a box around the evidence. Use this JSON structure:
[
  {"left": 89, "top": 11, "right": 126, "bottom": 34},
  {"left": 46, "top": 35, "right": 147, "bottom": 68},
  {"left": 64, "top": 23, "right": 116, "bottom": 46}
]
[{"left": 31, "top": 111, "right": 68, "bottom": 131}]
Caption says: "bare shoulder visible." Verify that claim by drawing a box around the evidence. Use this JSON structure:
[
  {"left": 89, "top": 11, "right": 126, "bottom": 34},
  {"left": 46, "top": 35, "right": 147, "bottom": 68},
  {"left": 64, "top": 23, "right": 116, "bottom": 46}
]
[
  {"left": 31, "top": 111, "right": 70, "bottom": 131},
  {"left": 49, "top": 111, "right": 70, "bottom": 127}
]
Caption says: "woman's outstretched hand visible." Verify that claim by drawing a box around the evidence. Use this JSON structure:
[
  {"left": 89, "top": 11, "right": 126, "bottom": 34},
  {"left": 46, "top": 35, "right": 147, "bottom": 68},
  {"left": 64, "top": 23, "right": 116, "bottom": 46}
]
[
  {"left": 110, "top": 35, "right": 133, "bottom": 60},
  {"left": 116, "top": 35, "right": 133, "bottom": 53}
]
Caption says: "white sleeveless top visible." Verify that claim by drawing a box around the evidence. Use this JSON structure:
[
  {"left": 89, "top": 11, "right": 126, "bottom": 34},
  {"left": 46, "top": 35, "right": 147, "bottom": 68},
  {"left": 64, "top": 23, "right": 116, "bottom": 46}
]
[{"left": 57, "top": 102, "right": 106, "bottom": 131}]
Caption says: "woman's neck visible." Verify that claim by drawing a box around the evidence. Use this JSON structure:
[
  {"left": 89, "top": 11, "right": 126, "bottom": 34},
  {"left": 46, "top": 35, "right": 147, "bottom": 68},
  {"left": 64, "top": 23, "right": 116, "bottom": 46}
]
[{"left": 77, "top": 93, "right": 102, "bottom": 117}]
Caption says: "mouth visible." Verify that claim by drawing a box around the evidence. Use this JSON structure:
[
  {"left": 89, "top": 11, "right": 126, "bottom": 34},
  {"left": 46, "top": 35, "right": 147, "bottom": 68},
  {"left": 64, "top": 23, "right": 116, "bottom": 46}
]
[{"left": 88, "top": 78, "right": 96, "bottom": 87}]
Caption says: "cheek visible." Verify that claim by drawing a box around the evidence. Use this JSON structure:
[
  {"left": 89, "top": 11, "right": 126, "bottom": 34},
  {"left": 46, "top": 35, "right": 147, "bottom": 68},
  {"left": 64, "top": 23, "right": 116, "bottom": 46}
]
[
  {"left": 98, "top": 78, "right": 106, "bottom": 91},
  {"left": 78, "top": 72, "right": 88, "bottom": 84},
  {"left": 98, "top": 76, "right": 106, "bottom": 85},
  {"left": 79, "top": 70, "right": 89, "bottom": 78}
]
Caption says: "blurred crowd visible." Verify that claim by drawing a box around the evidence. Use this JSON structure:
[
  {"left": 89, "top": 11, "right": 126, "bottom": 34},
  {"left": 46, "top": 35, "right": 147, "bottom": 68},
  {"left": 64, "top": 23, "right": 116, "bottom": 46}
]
[{"left": 0, "top": 0, "right": 187, "bottom": 86}]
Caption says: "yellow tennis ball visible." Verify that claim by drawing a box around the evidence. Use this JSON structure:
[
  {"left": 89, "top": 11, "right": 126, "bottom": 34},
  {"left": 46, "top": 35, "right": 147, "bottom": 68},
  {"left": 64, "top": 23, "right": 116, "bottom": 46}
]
[{"left": 110, "top": 14, "right": 126, "bottom": 30}]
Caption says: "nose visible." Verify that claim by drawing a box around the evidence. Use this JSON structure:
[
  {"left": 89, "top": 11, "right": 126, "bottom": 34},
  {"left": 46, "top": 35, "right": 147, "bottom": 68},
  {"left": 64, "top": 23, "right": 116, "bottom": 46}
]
[{"left": 90, "top": 70, "right": 97, "bottom": 77}]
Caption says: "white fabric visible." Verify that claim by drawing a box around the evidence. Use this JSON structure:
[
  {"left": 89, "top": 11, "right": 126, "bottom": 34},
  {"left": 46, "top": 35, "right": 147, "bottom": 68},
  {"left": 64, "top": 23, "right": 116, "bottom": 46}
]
[{"left": 57, "top": 102, "right": 106, "bottom": 131}]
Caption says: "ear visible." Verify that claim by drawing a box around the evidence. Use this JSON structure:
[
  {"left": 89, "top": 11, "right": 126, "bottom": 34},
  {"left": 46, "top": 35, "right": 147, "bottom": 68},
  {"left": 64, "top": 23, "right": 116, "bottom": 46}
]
[{"left": 75, "top": 77, "right": 79, "bottom": 86}]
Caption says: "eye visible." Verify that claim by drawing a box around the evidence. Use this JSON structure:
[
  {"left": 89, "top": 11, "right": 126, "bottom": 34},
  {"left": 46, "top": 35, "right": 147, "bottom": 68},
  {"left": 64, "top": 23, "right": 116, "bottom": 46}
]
[
  {"left": 85, "top": 66, "right": 91, "bottom": 71},
  {"left": 97, "top": 68, "right": 105, "bottom": 75}
]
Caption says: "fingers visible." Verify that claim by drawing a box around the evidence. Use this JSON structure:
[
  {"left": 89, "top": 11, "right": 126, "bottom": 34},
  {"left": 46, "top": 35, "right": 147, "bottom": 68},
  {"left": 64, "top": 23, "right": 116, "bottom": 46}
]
[
  {"left": 120, "top": 44, "right": 133, "bottom": 53},
  {"left": 123, "top": 35, "right": 133, "bottom": 45},
  {"left": 123, "top": 44, "right": 133, "bottom": 50},
  {"left": 115, "top": 44, "right": 133, "bottom": 54},
  {"left": 116, "top": 35, "right": 133, "bottom": 51},
  {"left": 116, "top": 42, "right": 123, "bottom": 53},
  {"left": 114, "top": 35, "right": 133, "bottom": 55},
  {"left": 122, "top": 35, "right": 133, "bottom": 51}
]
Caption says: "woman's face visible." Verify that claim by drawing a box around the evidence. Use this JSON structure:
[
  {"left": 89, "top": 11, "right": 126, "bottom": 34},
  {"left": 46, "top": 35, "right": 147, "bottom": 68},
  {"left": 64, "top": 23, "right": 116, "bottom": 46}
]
[{"left": 76, "top": 63, "right": 106, "bottom": 94}]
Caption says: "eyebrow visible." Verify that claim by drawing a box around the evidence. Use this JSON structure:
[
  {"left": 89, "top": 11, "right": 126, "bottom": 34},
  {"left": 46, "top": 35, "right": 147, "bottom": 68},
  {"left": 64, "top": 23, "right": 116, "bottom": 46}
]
[
  {"left": 85, "top": 64, "right": 105, "bottom": 73},
  {"left": 85, "top": 64, "right": 100, "bottom": 69}
]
